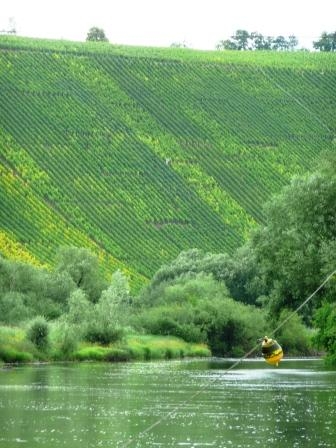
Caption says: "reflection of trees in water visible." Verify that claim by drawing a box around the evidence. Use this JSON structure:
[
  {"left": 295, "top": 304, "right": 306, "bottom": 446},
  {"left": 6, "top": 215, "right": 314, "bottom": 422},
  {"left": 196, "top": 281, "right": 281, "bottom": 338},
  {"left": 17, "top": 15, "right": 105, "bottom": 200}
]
[{"left": 31, "top": 366, "right": 49, "bottom": 389}]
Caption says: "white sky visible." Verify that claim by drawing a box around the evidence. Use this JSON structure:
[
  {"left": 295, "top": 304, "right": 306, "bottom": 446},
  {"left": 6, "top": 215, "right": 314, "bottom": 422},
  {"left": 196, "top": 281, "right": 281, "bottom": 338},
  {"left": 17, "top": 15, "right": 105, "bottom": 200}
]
[{"left": 1, "top": 0, "right": 335, "bottom": 50}]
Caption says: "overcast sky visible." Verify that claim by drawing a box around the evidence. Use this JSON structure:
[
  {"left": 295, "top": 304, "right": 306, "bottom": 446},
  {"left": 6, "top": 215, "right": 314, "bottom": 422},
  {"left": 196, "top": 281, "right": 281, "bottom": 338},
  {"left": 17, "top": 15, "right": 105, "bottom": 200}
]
[{"left": 1, "top": 0, "right": 335, "bottom": 50}]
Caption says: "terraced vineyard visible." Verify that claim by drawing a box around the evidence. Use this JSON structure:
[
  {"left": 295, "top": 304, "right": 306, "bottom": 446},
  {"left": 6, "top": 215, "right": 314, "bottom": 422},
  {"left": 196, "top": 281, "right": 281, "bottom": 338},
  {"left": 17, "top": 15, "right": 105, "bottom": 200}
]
[{"left": 0, "top": 36, "right": 335, "bottom": 290}]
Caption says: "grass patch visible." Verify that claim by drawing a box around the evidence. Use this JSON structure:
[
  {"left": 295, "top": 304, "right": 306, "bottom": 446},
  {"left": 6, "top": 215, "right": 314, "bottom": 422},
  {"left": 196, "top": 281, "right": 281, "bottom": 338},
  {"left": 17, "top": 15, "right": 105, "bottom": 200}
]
[
  {"left": 0, "top": 325, "right": 26, "bottom": 345},
  {"left": 0, "top": 324, "right": 49, "bottom": 363},
  {"left": 126, "top": 334, "right": 211, "bottom": 360},
  {"left": 0, "top": 324, "right": 211, "bottom": 364},
  {"left": 73, "top": 335, "right": 211, "bottom": 362},
  {"left": 74, "top": 345, "right": 131, "bottom": 362}
]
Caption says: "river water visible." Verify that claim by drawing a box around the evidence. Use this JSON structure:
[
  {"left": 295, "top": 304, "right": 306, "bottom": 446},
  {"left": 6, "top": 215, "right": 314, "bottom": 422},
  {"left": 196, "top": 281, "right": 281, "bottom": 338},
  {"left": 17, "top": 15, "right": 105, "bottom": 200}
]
[{"left": 0, "top": 358, "right": 335, "bottom": 447}]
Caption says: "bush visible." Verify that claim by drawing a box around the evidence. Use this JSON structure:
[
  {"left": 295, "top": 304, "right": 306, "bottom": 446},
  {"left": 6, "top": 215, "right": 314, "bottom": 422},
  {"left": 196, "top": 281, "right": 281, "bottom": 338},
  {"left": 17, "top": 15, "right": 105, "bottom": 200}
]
[
  {"left": 104, "top": 348, "right": 131, "bottom": 362},
  {"left": 27, "top": 316, "right": 49, "bottom": 351},
  {"left": 313, "top": 301, "right": 336, "bottom": 365},
  {"left": 135, "top": 272, "right": 268, "bottom": 356},
  {"left": 275, "top": 309, "right": 313, "bottom": 355},
  {"left": 84, "top": 322, "right": 124, "bottom": 345},
  {"left": 0, "top": 347, "right": 33, "bottom": 363},
  {"left": 74, "top": 346, "right": 107, "bottom": 361},
  {"left": 136, "top": 293, "right": 267, "bottom": 357}
]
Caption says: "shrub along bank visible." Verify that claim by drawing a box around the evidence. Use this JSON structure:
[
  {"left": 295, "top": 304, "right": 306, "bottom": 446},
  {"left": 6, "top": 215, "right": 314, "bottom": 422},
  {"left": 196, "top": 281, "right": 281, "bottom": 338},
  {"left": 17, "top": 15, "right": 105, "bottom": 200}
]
[{"left": 0, "top": 324, "right": 210, "bottom": 364}]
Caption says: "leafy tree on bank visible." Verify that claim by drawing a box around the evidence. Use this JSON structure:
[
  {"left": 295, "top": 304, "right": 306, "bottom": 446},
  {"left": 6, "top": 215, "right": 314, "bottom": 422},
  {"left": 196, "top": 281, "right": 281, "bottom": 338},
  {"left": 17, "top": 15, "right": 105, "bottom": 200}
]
[
  {"left": 0, "top": 256, "right": 74, "bottom": 320},
  {"left": 140, "top": 246, "right": 259, "bottom": 307},
  {"left": 86, "top": 27, "right": 109, "bottom": 42},
  {"left": 135, "top": 272, "right": 267, "bottom": 356},
  {"left": 98, "top": 270, "right": 131, "bottom": 325},
  {"left": 66, "top": 289, "right": 92, "bottom": 326},
  {"left": 250, "top": 152, "right": 336, "bottom": 323},
  {"left": 27, "top": 316, "right": 49, "bottom": 351},
  {"left": 63, "top": 270, "right": 130, "bottom": 346},
  {"left": 0, "top": 291, "right": 33, "bottom": 324},
  {"left": 314, "top": 302, "right": 336, "bottom": 365},
  {"left": 313, "top": 31, "right": 336, "bottom": 52},
  {"left": 55, "top": 246, "right": 107, "bottom": 302}
]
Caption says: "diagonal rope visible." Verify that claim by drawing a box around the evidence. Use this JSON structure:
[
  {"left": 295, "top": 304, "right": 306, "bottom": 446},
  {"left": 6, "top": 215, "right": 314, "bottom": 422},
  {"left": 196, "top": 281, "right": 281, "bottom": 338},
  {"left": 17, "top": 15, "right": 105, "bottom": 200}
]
[
  {"left": 120, "top": 269, "right": 336, "bottom": 448},
  {"left": 270, "top": 269, "right": 336, "bottom": 337}
]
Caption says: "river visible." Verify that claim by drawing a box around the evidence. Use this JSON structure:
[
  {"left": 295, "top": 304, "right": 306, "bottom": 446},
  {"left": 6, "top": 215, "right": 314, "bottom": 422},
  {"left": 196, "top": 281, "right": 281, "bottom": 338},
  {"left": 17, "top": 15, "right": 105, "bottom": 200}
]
[{"left": 0, "top": 358, "right": 335, "bottom": 447}]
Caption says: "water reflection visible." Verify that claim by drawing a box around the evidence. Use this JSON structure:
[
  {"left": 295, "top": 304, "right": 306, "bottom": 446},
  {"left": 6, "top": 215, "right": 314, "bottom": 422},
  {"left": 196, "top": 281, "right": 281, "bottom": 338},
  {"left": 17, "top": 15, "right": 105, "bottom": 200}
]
[{"left": 0, "top": 359, "right": 335, "bottom": 447}]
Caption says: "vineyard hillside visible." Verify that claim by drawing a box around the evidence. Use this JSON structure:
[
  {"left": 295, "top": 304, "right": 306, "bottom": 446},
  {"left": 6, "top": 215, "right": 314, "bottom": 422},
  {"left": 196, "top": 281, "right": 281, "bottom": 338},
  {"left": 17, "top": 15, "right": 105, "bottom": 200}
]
[{"left": 0, "top": 37, "right": 335, "bottom": 290}]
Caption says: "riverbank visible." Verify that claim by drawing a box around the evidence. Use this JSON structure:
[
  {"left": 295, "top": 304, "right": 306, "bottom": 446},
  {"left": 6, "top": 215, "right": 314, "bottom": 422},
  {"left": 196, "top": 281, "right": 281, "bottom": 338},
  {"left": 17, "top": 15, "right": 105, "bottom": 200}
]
[{"left": 0, "top": 324, "right": 211, "bottom": 364}]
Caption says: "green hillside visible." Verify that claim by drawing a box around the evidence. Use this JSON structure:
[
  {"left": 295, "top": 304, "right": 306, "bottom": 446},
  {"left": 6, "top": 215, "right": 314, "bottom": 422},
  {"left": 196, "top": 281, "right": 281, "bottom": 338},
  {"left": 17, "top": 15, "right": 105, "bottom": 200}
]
[{"left": 0, "top": 36, "right": 335, "bottom": 290}]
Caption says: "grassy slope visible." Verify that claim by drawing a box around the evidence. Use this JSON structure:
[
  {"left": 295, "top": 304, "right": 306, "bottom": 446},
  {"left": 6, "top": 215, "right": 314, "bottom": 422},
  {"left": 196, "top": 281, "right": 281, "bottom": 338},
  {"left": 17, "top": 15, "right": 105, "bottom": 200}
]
[{"left": 0, "top": 36, "right": 335, "bottom": 290}]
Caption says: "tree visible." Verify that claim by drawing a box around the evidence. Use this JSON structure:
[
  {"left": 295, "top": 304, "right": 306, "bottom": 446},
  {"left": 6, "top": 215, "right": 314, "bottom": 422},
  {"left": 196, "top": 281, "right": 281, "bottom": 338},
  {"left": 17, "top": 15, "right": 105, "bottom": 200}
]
[
  {"left": 0, "top": 292, "right": 33, "bottom": 324},
  {"left": 55, "top": 247, "right": 107, "bottom": 302},
  {"left": 314, "top": 302, "right": 336, "bottom": 365},
  {"left": 98, "top": 270, "right": 131, "bottom": 325},
  {"left": 0, "top": 257, "right": 72, "bottom": 320},
  {"left": 250, "top": 153, "right": 336, "bottom": 322},
  {"left": 216, "top": 30, "right": 250, "bottom": 50},
  {"left": 27, "top": 316, "right": 50, "bottom": 351},
  {"left": 170, "top": 41, "right": 188, "bottom": 48},
  {"left": 216, "top": 39, "right": 239, "bottom": 50},
  {"left": 233, "top": 29, "right": 250, "bottom": 50},
  {"left": 272, "top": 35, "right": 289, "bottom": 51},
  {"left": 288, "top": 35, "right": 299, "bottom": 51},
  {"left": 139, "top": 247, "right": 260, "bottom": 309},
  {"left": 217, "top": 30, "right": 298, "bottom": 52},
  {"left": 86, "top": 27, "right": 109, "bottom": 42},
  {"left": 313, "top": 32, "right": 336, "bottom": 52},
  {"left": 66, "top": 289, "right": 92, "bottom": 326},
  {"left": 136, "top": 272, "right": 267, "bottom": 356},
  {"left": 250, "top": 32, "right": 272, "bottom": 50}
]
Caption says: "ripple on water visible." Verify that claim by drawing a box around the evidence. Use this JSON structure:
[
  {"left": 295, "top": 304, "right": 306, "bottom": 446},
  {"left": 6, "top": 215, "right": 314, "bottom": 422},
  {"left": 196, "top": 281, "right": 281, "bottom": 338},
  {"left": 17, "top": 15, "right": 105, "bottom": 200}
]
[{"left": 0, "top": 359, "right": 335, "bottom": 448}]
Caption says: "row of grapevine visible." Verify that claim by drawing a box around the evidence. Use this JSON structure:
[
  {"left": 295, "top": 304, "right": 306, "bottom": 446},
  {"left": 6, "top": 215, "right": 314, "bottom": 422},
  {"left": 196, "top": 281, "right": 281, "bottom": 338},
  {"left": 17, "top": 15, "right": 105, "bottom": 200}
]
[
  {"left": 0, "top": 132, "right": 146, "bottom": 289},
  {"left": 0, "top": 37, "right": 335, "bottom": 287},
  {"left": 94, "top": 54, "right": 331, "bottom": 222}
]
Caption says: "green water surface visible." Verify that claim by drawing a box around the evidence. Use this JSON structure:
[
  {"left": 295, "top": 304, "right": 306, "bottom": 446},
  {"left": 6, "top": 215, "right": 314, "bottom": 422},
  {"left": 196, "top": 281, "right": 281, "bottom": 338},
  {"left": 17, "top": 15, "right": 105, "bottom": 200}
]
[{"left": 0, "top": 359, "right": 335, "bottom": 447}]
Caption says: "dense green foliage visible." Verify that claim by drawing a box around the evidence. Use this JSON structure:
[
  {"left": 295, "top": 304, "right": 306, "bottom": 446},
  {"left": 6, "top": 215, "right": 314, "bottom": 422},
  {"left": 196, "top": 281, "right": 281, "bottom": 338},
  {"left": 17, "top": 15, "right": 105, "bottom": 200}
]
[
  {"left": 313, "top": 31, "right": 336, "bottom": 52},
  {"left": 27, "top": 316, "right": 50, "bottom": 351},
  {"left": 134, "top": 272, "right": 267, "bottom": 356},
  {"left": 142, "top": 247, "right": 259, "bottom": 305},
  {"left": 0, "top": 36, "right": 335, "bottom": 290},
  {"left": 217, "top": 29, "right": 298, "bottom": 51},
  {"left": 250, "top": 153, "right": 336, "bottom": 323},
  {"left": 0, "top": 255, "right": 74, "bottom": 321},
  {"left": 55, "top": 246, "right": 107, "bottom": 302},
  {"left": 86, "top": 27, "right": 109, "bottom": 42},
  {"left": 313, "top": 302, "right": 336, "bottom": 365}
]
